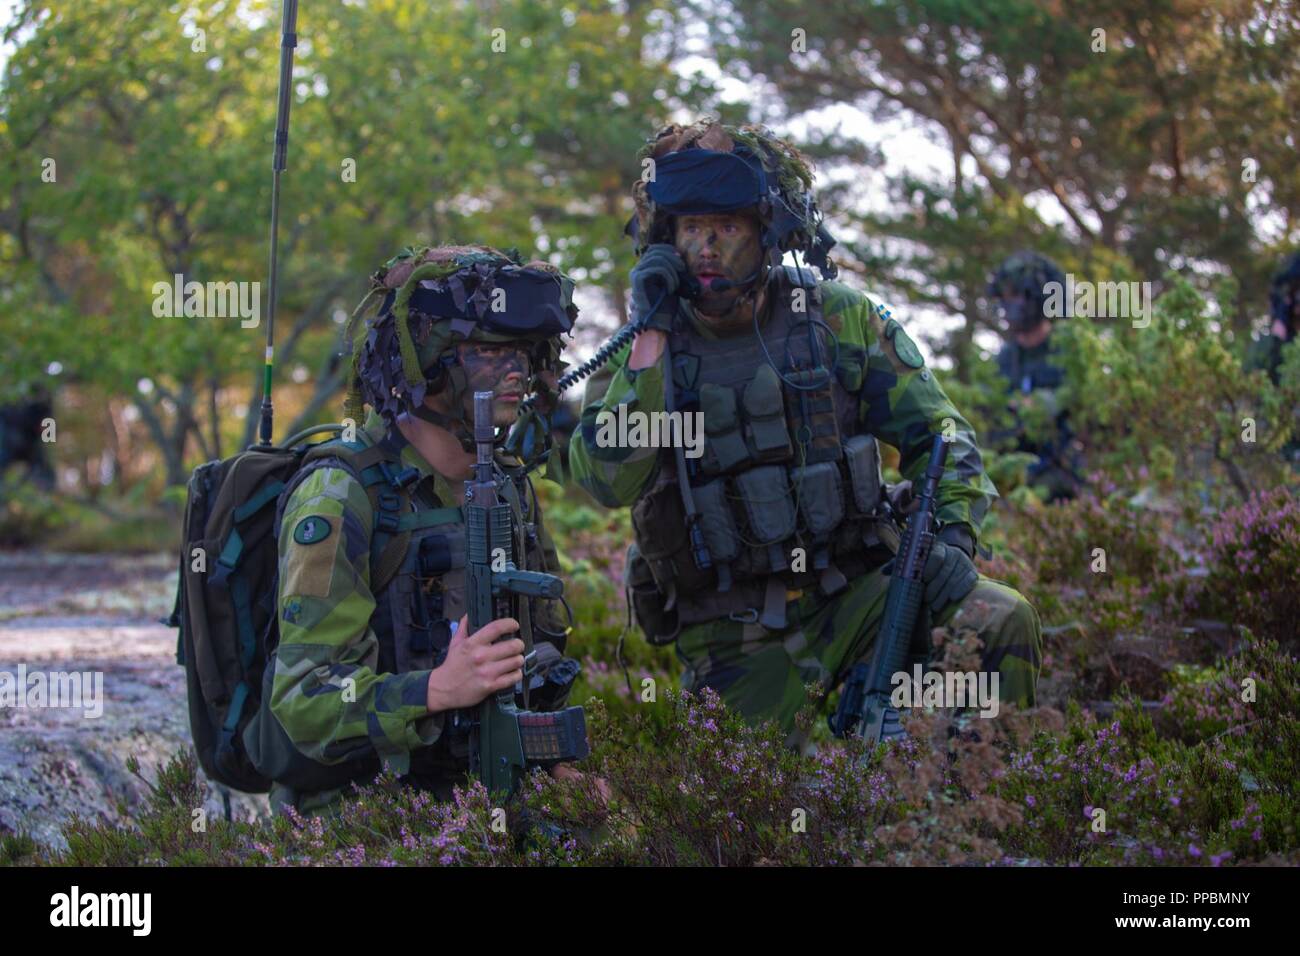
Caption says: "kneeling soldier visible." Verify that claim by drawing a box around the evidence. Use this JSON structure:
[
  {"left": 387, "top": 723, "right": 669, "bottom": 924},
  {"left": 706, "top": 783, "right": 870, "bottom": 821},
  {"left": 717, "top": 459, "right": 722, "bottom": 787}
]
[
  {"left": 253, "top": 245, "right": 585, "bottom": 814},
  {"left": 570, "top": 121, "right": 1042, "bottom": 746}
]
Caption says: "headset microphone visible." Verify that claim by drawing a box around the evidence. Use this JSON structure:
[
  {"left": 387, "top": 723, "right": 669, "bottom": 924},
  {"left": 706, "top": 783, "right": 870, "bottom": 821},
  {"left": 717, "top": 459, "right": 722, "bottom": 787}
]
[{"left": 703, "top": 267, "right": 763, "bottom": 295}]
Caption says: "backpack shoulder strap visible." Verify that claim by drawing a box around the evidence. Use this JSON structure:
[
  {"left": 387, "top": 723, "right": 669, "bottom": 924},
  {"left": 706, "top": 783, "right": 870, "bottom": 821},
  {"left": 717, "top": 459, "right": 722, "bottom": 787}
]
[{"left": 296, "top": 430, "right": 423, "bottom": 595}]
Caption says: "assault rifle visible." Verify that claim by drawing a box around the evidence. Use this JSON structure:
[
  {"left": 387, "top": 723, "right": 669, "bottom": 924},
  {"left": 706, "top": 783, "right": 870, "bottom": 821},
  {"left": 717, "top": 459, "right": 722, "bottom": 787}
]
[
  {"left": 460, "top": 391, "right": 589, "bottom": 797},
  {"left": 829, "top": 434, "right": 949, "bottom": 745}
]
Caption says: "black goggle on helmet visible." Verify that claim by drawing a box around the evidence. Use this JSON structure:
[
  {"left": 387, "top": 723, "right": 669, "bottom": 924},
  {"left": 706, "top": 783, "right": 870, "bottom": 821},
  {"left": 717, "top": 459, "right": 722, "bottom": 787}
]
[{"left": 344, "top": 246, "right": 576, "bottom": 432}]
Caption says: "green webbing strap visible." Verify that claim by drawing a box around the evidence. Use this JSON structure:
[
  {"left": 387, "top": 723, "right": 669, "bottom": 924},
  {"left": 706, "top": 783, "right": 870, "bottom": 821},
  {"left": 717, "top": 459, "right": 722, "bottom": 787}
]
[
  {"left": 224, "top": 681, "right": 251, "bottom": 733},
  {"left": 359, "top": 464, "right": 392, "bottom": 488},
  {"left": 347, "top": 445, "right": 392, "bottom": 471},
  {"left": 396, "top": 507, "right": 461, "bottom": 531},
  {"left": 368, "top": 485, "right": 410, "bottom": 595},
  {"left": 233, "top": 480, "right": 286, "bottom": 523},
  {"left": 217, "top": 528, "right": 244, "bottom": 570},
  {"left": 230, "top": 573, "right": 257, "bottom": 670}
]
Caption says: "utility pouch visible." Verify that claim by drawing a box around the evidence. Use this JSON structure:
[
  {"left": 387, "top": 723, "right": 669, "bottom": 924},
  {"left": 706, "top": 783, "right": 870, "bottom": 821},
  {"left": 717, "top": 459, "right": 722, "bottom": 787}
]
[
  {"left": 735, "top": 465, "right": 797, "bottom": 573},
  {"left": 630, "top": 475, "right": 711, "bottom": 593},
  {"left": 693, "top": 478, "right": 742, "bottom": 591},
  {"left": 700, "top": 383, "right": 750, "bottom": 474},
  {"left": 625, "top": 542, "right": 680, "bottom": 646},
  {"left": 792, "top": 461, "right": 843, "bottom": 535},
  {"left": 743, "top": 364, "right": 793, "bottom": 462},
  {"left": 844, "top": 434, "right": 883, "bottom": 515}
]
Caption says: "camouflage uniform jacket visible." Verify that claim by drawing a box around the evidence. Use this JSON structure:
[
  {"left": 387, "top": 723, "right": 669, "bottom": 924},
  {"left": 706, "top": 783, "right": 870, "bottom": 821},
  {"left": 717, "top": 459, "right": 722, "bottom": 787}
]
[{"left": 270, "top": 410, "right": 566, "bottom": 786}]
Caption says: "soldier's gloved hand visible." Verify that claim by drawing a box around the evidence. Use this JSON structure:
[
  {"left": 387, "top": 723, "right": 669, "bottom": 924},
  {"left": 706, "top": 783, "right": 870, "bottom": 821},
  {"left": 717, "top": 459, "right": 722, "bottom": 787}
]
[
  {"left": 921, "top": 526, "right": 979, "bottom": 614},
  {"left": 630, "top": 244, "right": 686, "bottom": 332}
]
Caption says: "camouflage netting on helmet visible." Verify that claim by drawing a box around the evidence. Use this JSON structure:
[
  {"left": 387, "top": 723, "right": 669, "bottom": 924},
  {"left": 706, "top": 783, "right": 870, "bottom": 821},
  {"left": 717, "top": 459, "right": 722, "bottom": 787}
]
[
  {"left": 342, "top": 244, "right": 574, "bottom": 426},
  {"left": 630, "top": 118, "right": 825, "bottom": 265}
]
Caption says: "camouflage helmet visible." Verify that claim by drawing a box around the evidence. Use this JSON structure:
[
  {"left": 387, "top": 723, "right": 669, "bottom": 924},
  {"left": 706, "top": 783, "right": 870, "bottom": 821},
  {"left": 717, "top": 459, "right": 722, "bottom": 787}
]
[
  {"left": 987, "top": 250, "right": 1067, "bottom": 332},
  {"left": 628, "top": 118, "right": 837, "bottom": 278},
  {"left": 342, "top": 244, "right": 576, "bottom": 431},
  {"left": 1268, "top": 251, "right": 1300, "bottom": 338}
]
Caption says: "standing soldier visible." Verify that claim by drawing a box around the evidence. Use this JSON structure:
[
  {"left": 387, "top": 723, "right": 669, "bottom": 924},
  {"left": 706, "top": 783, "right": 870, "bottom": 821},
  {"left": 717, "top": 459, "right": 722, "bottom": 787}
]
[
  {"left": 249, "top": 245, "right": 587, "bottom": 815},
  {"left": 1248, "top": 251, "right": 1299, "bottom": 385},
  {"left": 1246, "top": 251, "right": 1300, "bottom": 463},
  {"left": 987, "top": 251, "right": 1082, "bottom": 501},
  {"left": 569, "top": 120, "right": 1041, "bottom": 746}
]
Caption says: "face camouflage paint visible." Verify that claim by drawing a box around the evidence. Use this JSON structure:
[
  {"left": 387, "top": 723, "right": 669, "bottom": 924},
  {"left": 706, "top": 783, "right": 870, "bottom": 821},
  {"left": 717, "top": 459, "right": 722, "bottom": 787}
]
[
  {"left": 455, "top": 342, "right": 532, "bottom": 425},
  {"left": 674, "top": 212, "right": 765, "bottom": 318}
]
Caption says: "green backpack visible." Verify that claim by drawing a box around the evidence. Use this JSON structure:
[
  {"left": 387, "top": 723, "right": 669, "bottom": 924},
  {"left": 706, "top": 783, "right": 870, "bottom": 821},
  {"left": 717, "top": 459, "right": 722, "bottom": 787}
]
[{"left": 167, "top": 425, "right": 427, "bottom": 794}]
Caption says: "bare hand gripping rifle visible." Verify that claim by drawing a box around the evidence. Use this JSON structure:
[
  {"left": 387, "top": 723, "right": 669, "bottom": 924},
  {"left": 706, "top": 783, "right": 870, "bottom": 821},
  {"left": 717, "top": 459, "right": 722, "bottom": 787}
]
[
  {"left": 462, "top": 392, "right": 589, "bottom": 797},
  {"left": 830, "top": 434, "right": 949, "bottom": 745}
]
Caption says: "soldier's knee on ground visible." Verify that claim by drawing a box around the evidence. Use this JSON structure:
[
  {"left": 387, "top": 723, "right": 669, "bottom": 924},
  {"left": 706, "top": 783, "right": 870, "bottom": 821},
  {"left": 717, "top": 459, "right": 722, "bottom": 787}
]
[{"left": 940, "top": 578, "right": 1042, "bottom": 710}]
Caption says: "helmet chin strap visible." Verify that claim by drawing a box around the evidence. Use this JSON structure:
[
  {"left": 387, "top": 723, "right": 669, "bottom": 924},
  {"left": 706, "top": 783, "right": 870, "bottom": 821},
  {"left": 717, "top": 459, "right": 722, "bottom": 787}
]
[{"left": 409, "top": 358, "right": 481, "bottom": 453}]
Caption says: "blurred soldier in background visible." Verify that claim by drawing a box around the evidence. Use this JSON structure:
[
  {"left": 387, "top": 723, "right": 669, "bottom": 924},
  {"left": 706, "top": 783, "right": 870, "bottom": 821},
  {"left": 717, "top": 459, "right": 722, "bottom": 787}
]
[
  {"left": 0, "top": 384, "right": 55, "bottom": 491},
  {"left": 987, "top": 251, "right": 1083, "bottom": 501},
  {"left": 1246, "top": 251, "right": 1300, "bottom": 464}
]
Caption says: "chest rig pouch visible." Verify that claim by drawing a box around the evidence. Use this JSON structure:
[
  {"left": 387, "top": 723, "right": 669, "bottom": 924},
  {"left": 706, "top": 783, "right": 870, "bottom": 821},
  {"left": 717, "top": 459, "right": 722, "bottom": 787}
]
[{"left": 629, "top": 267, "right": 893, "bottom": 643}]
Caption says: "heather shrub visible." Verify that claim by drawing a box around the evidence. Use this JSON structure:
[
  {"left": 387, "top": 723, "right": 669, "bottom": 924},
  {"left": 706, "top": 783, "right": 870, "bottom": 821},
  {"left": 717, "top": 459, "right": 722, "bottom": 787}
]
[
  {"left": 19, "top": 636, "right": 1296, "bottom": 868},
  {"left": 1199, "top": 485, "right": 1300, "bottom": 647},
  {"left": 997, "top": 637, "right": 1299, "bottom": 865}
]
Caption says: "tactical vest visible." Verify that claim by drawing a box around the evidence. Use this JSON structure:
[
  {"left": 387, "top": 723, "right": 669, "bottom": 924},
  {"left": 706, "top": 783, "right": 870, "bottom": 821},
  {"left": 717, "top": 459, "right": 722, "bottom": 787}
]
[
  {"left": 628, "top": 267, "right": 894, "bottom": 641},
  {"left": 247, "top": 430, "right": 574, "bottom": 793},
  {"left": 997, "top": 340, "right": 1064, "bottom": 395}
]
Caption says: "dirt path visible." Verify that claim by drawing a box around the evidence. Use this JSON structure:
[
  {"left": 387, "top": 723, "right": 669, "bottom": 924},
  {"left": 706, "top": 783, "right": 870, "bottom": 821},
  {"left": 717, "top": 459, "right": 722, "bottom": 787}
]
[{"left": 0, "top": 551, "right": 268, "bottom": 851}]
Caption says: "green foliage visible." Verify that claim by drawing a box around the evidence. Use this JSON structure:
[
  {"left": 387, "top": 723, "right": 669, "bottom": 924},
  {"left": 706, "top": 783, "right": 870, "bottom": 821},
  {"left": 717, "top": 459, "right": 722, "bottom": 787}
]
[
  {"left": 10, "top": 633, "right": 1295, "bottom": 868},
  {"left": 1053, "top": 275, "right": 1296, "bottom": 503},
  {"left": 0, "top": 830, "right": 40, "bottom": 865},
  {"left": 700, "top": 0, "right": 1300, "bottom": 354},
  {"left": 0, "top": 0, "right": 708, "bottom": 484}
]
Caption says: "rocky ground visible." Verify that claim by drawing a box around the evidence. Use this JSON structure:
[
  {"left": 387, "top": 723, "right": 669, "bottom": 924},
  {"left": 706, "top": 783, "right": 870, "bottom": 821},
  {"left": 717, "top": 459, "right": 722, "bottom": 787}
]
[{"left": 0, "top": 551, "right": 268, "bottom": 850}]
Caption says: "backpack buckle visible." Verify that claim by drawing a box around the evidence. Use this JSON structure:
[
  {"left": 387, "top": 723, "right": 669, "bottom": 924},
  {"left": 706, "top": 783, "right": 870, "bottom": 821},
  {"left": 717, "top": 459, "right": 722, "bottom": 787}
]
[{"left": 379, "top": 460, "right": 421, "bottom": 490}]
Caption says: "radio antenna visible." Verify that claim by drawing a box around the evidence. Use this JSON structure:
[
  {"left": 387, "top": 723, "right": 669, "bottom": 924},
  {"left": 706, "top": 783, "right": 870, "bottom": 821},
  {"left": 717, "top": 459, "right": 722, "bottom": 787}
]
[{"left": 256, "top": 0, "right": 300, "bottom": 446}]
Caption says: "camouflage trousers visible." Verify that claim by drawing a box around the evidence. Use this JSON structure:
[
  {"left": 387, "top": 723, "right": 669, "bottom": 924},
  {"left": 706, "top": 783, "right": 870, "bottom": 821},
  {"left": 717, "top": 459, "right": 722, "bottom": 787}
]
[{"left": 675, "top": 571, "right": 1042, "bottom": 747}]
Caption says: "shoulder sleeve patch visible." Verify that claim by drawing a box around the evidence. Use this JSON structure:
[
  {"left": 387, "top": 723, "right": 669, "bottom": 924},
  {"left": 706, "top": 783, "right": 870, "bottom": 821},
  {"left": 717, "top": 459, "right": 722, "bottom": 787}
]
[
  {"left": 293, "top": 515, "right": 333, "bottom": 545},
  {"left": 282, "top": 514, "right": 343, "bottom": 598},
  {"left": 879, "top": 305, "right": 925, "bottom": 369}
]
